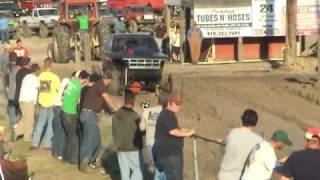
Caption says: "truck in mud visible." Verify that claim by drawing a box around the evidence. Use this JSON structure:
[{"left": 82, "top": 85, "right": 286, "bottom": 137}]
[{"left": 102, "top": 33, "right": 167, "bottom": 95}]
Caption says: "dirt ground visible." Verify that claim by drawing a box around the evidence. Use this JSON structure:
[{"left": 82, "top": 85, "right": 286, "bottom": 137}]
[{"left": 1, "top": 37, "right": 320, "bottom": 180}]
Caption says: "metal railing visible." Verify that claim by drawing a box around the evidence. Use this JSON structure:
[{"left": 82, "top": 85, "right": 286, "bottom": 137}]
[{"left": 191, "top": 134, "right": 226, "bottom": 180}]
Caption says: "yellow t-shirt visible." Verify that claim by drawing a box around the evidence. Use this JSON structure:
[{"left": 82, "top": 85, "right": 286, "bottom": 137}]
[{"left": 38, "top": 71, "right": 60, "bottom": 107}]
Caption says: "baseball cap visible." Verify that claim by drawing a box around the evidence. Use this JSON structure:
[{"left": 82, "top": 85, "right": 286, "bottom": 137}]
[
  {"left": 78, "top": 70, "right": 90, "bottom": 79},
  {"left": 272, "top": 130, "right": 292, "bottom": 146},
  {"left": 305, "top": 127, "right": 320, "bottom": 139}
]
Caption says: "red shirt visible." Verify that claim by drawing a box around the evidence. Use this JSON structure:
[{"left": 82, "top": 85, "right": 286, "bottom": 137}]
[{"left": 13, "top": 46, "right": 29, "bottom": 58}]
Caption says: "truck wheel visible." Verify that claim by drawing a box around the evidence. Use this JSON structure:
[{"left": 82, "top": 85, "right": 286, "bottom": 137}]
[
  {"left": 128, "top": 19, "right": 138, "bottom": 33},
  {"left": 52, "top": 26, "right": 69, "bottom": 63},
  {"left": 39, "top": 23, "right": 49, "bottom": 38},
  {"left": 22, "top": 22, "right": 32, "bottom": 37},
  {"left": 93, "top": 20, "right": 111, "bottom": 60}
]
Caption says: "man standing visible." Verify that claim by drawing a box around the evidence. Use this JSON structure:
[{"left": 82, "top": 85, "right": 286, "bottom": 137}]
[
  {"left": 218, "top": 109, "right": 263, "bottom": 180},
  {"left": 240, "top": 130, "right": 292, "bottom": 180},
  {"left": 61, "top": 70, "right": 89, "bottom": 164},
  {"left": 79, "top": 70, "right": 117, "bottom": 172},
  {"left": 76, "top": 12, "right": 89, "bottom": 41},
  {"left": 154, "top": 20, "right": 166, "bottom": 49},
  {"left": 277, "top": 127, "right": 320, "bottom": 180},
  {"left": 139, "top": 93, "right": 167, "bottom": 179},
  {"left": 154, "top": 93, "right": 195, "bottom": 180},
  {"left": 187, "top": 20, "right": 203, "bottom": 63},
  {"left": 16, "top": 63, "right": 40, "bottom": 142},
  {"left": 113, "top": 91, "right": 143, "bottom": 180},
  {"left": 14, "top": 57, "right": 31, "bottom": 105},
  {"left": 0, "top": 15, "right": 9, "bottom": 44},
  {"left": 13, "top": 39, "right": 29, "bottom": 58},
  {"left": 31, "top": 58, "right": 60, "bottom": 150},
  {"left": 6, "top": 52, "right": 20, "bottom": 139},
  {"left": 0, "top": 44, "right": 10, "bottom": 76}
]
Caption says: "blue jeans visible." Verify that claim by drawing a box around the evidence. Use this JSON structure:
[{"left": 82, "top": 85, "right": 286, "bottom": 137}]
[
  {"left": 79, "top": 109, "right": 101, "bottom": 164},
  {"left": 32, "top": 106, "right": 54, "bottom": 148},
  {"left": 51, "top": 106, "right": 66, "bottom": 157},
  {"left": 147, "top": 146, "right": 160, "bottom": 180},
  {"left": 155, "top": 154, "right": 183, "bottom": 180},
  {"left": 0, "top": 29, "right": 9, "bottom": 44},
  {"left": 118, "top": 151, "right": 143, "bottom": 180}
]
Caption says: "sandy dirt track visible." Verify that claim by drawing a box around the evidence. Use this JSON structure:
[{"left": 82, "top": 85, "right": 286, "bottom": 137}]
[{"left": 1, "top": 37, "right": 320, "bottom": 180}]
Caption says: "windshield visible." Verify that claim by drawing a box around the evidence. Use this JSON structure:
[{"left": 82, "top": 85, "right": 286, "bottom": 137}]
[
  {"left": 38, "top": 9, "right": 58, "bottom": 16},
  {"left": 100, "top": 8, "right": 122, "bottom": 16},
  {"left": 0, "top": 2, "right": 18, "bottom": 10},
  {"left": 112, "top": 36, "right": 159, "bottom": 53}
]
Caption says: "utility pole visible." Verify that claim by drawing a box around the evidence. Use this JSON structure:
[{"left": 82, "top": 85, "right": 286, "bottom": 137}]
[{"left": 284, "top": 0, "right": 297, "bottom": 69}]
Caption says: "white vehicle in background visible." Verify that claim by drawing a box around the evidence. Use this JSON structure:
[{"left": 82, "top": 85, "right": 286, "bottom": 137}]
[{"left": 19, "top": 7, "right": 59, "bottom": 38}]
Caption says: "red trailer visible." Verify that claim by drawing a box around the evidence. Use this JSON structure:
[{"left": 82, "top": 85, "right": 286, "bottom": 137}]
[
  {"left": 20, "top": 0, "right": 53, "bottom": 10},
  {"left": 105, "top": 0, "right": 165, "bottom": 12}
]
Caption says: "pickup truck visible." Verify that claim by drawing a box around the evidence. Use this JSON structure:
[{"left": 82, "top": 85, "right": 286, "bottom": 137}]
[
  {"left": 102, "top": 33, "right": 167, "bottom": 95},
  {"left": 19, "top": 7, "right": 58, "bottom": 38}
]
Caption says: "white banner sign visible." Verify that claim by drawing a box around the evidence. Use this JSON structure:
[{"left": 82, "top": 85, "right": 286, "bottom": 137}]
[
  {"left": 194, "top": 7, "right": 252, "bottom": 38},
  {"left": 252, "top": 0, "right": 286, "bottom": 36},
  {"left": 296, "top": 0, "right": 320, "bottom": 35}
]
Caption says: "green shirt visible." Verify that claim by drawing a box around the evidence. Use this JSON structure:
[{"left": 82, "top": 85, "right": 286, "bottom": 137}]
[
  {"left": 76, "top": 15, "right": 89, "bottom": 31},
  {"left": 62, "top": 79, "right": 82, "bottom": 114}
]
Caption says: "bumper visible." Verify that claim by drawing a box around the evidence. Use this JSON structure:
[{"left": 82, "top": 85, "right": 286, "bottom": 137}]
[{"left": 127, "top": 68, "right": 162, "bottom": 81}]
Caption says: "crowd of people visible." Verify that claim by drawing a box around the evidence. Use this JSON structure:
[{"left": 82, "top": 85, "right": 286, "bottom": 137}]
[
  {"left": 0, "top": 38, "right": 197, "bottom": 180},
  {"left": 1, "top": 38, "right": 320, "bottom": 180}
]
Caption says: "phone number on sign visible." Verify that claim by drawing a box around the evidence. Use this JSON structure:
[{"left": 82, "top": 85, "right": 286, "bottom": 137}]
[
  {"left": 254, "top": 28, "right": 280, "bottom": 36},
  {"left": 205, "top": 30, "right": 241, "bottom": 37}
]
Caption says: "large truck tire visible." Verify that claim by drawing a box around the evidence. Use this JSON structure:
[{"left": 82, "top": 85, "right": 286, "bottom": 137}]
[
  {"left": 128, "top": 19, "right": 138, "bottom": 33},
  {"left": 22, "top": 22, "right": 32, "bottom": 37},
  {"left": 39, "top": 23, "right": 49, "bottom": 38},
  {"left": 52, "top": 26, "right": 69, "bottom": 63},
  {"left": 93, "top": 20, "right": 111, "bottom": 60}
]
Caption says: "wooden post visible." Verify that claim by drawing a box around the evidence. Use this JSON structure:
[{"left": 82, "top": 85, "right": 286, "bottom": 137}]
[
  {"left": 179, "top": 6, "right": 185, "bottom": 63},
  {"left": 165, "top": 6, "right": 171, "bottom": 36},
  {"left": 284, "top": 0, "right": 297, "bottom": 69},
  {"left": 237, "top": 37, "right": 243, "bottom": 62},
  {"left": 316, "top": 38, "right": 320, "bottom": 87}
]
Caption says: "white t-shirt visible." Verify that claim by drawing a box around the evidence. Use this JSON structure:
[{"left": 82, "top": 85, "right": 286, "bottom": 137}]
[
  {"left": 54, "top": 78, "right": 70, "bottom": 106},
  {"left": 241, "top": 141, "right": 277, "bottom": 180},
  {"left": 218, "top": 127, "right": 262, "bottom": 180},
  {"left": 19, "top": 73, "right": 40, "bottom": 104},
  {"left": 141, "top": 106, "right": 162, "bottom": 146}
]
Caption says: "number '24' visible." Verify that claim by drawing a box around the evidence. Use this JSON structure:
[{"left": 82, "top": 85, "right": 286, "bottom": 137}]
[{"left": 260, "top": 4, "right": 274, "bottom": 13}]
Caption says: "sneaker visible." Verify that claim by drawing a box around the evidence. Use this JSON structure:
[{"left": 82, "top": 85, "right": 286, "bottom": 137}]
[
  {"left": 79, "top": 163, "right": 95, "bottom": 174},
  {"left": 57, "top": 156, "right": 63, "bottom": 161},
  {"left": 89, "top": 163, "right": 97, "bottom": 169},
  {"left": 28, "top": 146, "right": 39, "bottom": 151}
]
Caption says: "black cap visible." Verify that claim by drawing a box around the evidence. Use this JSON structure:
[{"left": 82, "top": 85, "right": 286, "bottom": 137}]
[{"left": 78, "top": 70, "right": 90, "bottom": 79}]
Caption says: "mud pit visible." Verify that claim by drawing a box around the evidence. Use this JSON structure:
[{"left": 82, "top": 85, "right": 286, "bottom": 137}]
[{"left": 1, "top": 37, "right": 320, "bottom": 179}]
